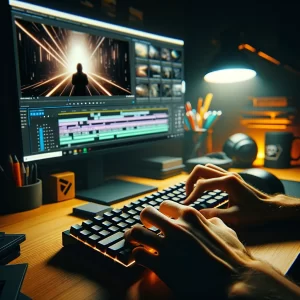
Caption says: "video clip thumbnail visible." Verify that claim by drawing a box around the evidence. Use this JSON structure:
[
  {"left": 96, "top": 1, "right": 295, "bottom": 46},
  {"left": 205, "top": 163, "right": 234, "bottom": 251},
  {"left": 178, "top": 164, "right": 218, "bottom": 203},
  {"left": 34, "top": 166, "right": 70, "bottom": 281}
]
[
  {"left": 149, "top": 83, "right": 161, "bottom": 97},
  {"left": 135, "top": 42, "right": 148, "bottom": 58},
  {"left": 171, "top": 50, "right": 182, "bottom": 62},
  {"left": 173, "top": 67, "right": 182, "bottom": 79},
  {"left": 162, "top": 84, "right": 172, "bottom": 97},
  {"left": 172, "top": 84, "right": 182, "bottom": 97},
  {"left": 149, "top": 64, "right": 161, "bottom": 78},
  {"left": 149, "top": 45, "right": 160, "bottom": 60},
  {"left": 136, "top": 64, "right": 148, "bottom": 77},
  {"left": 162, "top": 66, "right": 173, "bottom": 79},
  {"left": 161, "top": 48, "right": 171, "bottom": 61},
  {"left": 136, "top": 83, "right": 149, "bottom": 97}
]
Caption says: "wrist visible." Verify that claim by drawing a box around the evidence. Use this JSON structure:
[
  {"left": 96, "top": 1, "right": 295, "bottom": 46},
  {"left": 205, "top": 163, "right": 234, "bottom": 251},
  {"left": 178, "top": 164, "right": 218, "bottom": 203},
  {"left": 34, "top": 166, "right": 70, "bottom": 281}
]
[
  {"left": 228, "top": 260, "right": 300, "bottom": 299},
  {"left": 265, "top": 194, "right": 300, "bottom": 222}
]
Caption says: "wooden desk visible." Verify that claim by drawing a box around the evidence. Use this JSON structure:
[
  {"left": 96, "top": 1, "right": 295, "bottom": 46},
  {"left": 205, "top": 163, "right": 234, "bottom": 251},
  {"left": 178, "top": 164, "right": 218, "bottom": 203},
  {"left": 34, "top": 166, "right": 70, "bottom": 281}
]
[{"left": 1, "top": 170, "right": 300, "bottom": 300}]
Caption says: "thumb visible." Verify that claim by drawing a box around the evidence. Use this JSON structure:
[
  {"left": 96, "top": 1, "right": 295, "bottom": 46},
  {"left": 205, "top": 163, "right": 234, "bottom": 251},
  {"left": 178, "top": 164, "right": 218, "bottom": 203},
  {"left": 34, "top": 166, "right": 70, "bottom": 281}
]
[{"left": 200, "top": 206, "right": 241, "bottom": 225}]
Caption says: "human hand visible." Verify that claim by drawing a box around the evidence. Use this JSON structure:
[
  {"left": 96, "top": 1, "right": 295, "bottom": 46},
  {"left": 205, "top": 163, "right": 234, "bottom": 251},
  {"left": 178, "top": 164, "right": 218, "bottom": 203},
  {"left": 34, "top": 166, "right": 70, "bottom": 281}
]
[
  {"left": 124, "top": 201, "right": 255, "bottom": 298},
  {"left": 184, "top": 164, "right": 285, "bottom": 226}
]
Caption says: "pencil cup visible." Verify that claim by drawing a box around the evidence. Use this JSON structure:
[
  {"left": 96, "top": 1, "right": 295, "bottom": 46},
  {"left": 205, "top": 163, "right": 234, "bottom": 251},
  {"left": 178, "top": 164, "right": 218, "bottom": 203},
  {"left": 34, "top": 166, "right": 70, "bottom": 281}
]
[
  {"left": 1, "top": 179, "right": 42, "bottom": 214},
  {"left": 183, "top": 129, "right": 207, "bottom": 161}
]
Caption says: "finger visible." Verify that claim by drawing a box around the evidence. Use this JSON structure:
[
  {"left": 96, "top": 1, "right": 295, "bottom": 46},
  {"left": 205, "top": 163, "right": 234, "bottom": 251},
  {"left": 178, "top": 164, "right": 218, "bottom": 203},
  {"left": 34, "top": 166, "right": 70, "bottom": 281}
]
[
  {"left": 125, "top": 225, "right": 162, "bottom": 251},
  {"left": 207, "top": 216, "right": 225, "bottom": 226},
  {"left": 185, "top": 165, "right": 226, "bottom": 197},
  {"left": 184, "top": 174, "right": 244, "bottom": 204},
  {"left": 200, "top": 206, "right": 241, "bottom": 226},
  {"left": 140, "top": 206, "right": 174, "bottom": 235},
  {"left": 205, "top": 163, "right": 244, "bottom": 181},
  {"left": 205, "top": 164, "right": 268, "bottom": 199},
  {"left": 159, "top": 200, "right": 185, "bottom": 219},
  {"left": 205, "top": 163, "right": 227, "bottom": 173},
  {"left": 132, "top": 247, "right": 160, "bottom": 271}
]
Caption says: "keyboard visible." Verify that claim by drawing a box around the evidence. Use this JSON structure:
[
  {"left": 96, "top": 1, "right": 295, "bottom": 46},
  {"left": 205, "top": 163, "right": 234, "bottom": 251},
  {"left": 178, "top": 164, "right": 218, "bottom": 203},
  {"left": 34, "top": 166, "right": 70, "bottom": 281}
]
[{"left": 62, "top": 182, "right": 228, "bottom": 268}]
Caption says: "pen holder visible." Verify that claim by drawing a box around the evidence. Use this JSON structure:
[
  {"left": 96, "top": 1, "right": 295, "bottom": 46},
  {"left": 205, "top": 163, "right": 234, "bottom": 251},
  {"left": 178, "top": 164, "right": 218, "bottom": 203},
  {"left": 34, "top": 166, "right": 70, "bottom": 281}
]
[
  {"left": 183, "top": 129, "right": 208, "bottom": 162},
  {"left": 0, "top": 179, "right": 42, "bottom": 214}
]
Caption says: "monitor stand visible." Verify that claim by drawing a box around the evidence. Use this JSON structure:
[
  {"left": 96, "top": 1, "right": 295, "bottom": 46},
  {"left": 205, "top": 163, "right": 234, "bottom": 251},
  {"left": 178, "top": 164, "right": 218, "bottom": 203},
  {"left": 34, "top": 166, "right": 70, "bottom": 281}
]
[{"left": 75, "top": 157, "right": 157, "bottom": 205}]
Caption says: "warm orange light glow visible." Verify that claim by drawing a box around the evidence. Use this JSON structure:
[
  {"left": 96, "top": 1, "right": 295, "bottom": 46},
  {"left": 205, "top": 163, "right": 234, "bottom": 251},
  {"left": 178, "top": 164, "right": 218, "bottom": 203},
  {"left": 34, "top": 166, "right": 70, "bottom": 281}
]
[
  {"left": 258, "top": 51, "right": 280, "bottom": 65},
  {"left": 246, "top": 124, "right": 288, "bottom": 130},
  {"left": 250, "top": 97, "right": 288, "bottom": 107},
  {"left": 240, "top": 119, "right": 291, "bottom": 125},
  {"left": 70, "top": 233, "right": 135, "bottom": 267},
  {"left": 238, "top": 44, "right": 256, "bottom": 52}
]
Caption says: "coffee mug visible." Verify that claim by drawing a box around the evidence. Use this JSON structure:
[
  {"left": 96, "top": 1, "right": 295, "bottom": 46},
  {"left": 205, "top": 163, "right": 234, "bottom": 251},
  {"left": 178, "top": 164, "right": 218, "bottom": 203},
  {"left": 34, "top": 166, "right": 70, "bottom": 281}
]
[{"left": 264, "top": 132, "right": 300, "bottom": 168}]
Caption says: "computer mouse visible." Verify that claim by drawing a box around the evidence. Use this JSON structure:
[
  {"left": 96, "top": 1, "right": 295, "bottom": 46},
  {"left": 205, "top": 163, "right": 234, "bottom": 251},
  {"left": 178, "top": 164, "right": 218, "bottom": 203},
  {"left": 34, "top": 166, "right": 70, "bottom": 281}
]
[{"left": 238, "top": 168, "right": 285, "bottom": 195}]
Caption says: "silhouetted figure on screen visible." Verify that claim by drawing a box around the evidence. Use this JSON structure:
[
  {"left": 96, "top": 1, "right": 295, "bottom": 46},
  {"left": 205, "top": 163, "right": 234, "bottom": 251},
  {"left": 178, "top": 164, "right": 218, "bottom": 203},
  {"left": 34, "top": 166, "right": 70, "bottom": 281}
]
[{"left": 72, "top": 63, "right": 88, "bottom": 96}]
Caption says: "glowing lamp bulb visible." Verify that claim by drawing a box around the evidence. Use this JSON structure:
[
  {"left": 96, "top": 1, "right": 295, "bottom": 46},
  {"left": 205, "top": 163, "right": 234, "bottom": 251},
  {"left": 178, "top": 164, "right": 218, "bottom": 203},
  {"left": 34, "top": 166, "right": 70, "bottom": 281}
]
[{"left": 204, "top": 68, "right": 256, "bottom": 83}]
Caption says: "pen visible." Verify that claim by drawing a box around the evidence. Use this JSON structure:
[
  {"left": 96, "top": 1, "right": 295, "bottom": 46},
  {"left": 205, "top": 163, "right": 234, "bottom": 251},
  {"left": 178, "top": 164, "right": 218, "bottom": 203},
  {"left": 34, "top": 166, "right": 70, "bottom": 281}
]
[
  {"left": 184, "top": 115, "right": 192, "bottom": 130},
  {"left": 29, "top": 163, "right": 34, "bottom": 185},
  {"left": 12, "top": 155, "right": 22, "bottom": 187},
  {"left": 32, "top": 163, "right": 38, "bottom": 184},
  {"left": 21, "top": 162, "right": 27, "bottom": 186},
  {"left": 8, "top": 154, "right": 14, "bottom": 181},
  {"left": 0, "top": 165, "right": 9, "bottom": 181},
  {"left": 26, "top": 164, "right": 30, "bottom": 185}
]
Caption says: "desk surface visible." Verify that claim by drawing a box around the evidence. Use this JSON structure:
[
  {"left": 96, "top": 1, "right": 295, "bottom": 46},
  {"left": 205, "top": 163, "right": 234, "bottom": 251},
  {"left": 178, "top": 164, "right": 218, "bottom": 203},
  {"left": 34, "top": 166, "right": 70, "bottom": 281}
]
[{"left": 1, "top": 167, "right": 300, "bottom": 300}]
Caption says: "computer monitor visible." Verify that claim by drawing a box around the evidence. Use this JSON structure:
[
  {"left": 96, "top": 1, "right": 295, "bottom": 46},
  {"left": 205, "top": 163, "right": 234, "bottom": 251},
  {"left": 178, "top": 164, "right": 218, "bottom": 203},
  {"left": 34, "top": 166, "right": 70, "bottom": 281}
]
[{"left": 9, "top": 0, "right": 185, "bottom": 204}]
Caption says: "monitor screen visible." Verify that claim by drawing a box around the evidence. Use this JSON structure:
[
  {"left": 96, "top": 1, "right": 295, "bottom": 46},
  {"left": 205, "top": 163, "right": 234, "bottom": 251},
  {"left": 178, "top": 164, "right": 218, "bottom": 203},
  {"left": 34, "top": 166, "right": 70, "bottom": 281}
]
[{"left": 9, "top": 0, "right": 185, "bottom": 163}]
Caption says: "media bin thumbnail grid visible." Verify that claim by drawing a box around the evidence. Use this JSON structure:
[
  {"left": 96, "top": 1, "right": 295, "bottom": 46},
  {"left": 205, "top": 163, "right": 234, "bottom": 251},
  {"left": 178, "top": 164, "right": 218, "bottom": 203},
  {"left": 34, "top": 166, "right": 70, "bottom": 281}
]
[{"left": 135, "top": 41, "right": 183, "bottom": 101}]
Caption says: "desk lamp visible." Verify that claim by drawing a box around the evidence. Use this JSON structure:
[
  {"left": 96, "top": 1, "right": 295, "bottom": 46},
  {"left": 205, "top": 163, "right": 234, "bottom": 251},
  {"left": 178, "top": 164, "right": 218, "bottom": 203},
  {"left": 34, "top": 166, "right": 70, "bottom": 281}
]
[{"left": 204, "top": 30, "right": 256, "bottom": 84}]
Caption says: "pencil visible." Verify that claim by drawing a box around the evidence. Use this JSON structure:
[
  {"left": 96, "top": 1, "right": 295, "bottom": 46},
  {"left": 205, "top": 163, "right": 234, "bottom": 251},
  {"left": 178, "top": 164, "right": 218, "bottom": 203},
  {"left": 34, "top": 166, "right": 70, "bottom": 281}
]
[
  {"left": 12, "top": 155, "right": 22, "bottom": 187},
  {"left": 186, "top": 110, "right": 196, "bottom": 131},
  {"left": 196, "top": 112, "right": 202, "bottom": 128},
  {"left": 185, "top": 101, "right": 192, "bottom": 112},
  {"left": 197, "top": 97, "right": 203, "bottom": 115},
  {"left": 202, "top": 93, "right": 213, "bottom": 116}
]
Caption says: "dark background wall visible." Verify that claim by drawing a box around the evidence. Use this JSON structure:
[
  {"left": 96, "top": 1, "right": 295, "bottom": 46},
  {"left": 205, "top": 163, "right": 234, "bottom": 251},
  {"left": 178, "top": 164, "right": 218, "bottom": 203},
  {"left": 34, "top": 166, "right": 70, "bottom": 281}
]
[{"left": 2, "top": 0, "right": 300, "bottom": 170}]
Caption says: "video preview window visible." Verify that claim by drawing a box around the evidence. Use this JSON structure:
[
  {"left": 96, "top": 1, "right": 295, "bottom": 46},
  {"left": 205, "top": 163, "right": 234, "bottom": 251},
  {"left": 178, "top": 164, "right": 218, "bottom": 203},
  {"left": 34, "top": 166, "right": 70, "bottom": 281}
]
[{"left": 15, "top": 18, "right": 132, "bottom": 98}]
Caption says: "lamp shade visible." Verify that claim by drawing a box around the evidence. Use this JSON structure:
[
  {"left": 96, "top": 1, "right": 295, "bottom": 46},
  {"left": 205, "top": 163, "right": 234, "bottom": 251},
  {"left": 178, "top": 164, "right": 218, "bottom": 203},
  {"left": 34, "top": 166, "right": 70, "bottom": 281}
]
[{"left": 204, "top": 30, "right": 256, "bottom": 83}]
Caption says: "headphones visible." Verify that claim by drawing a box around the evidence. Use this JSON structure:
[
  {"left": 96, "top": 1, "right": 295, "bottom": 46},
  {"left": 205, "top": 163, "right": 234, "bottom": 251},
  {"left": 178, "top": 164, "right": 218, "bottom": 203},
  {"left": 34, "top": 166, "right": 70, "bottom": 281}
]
[{"left": 223, "top": 133, "right": 258, "bottom": 167}]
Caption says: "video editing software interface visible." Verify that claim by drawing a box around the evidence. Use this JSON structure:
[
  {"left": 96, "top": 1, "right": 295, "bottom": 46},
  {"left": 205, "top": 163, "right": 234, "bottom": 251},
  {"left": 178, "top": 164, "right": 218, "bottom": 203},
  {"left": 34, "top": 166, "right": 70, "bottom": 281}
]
[{"left": 10, "top": 1, "right": 185, "bottom": 162}]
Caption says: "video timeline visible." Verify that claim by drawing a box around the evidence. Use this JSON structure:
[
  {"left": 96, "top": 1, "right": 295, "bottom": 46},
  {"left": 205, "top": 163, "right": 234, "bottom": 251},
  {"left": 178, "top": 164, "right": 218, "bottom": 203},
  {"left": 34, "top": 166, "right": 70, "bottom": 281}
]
[
  {"left": 14, "top": 18, "right": 132, "bottom": 98},
  {"left": 58, "top": 109, "right": 169, "bottom": 147}
]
